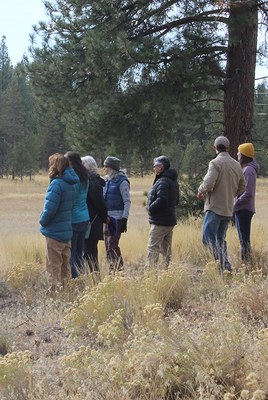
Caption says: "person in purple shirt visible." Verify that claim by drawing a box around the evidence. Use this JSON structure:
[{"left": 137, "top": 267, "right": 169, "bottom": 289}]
[{"left": 234, "top": 143, "right": 260, "bottom": 263}]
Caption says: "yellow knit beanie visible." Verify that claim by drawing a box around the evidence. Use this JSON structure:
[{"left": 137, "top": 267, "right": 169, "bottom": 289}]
[{"left": 238, "top": 143, "right": 254, "bottom": 158}]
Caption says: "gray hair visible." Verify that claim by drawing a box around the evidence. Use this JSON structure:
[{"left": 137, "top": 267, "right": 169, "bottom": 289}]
[{"left": 81, "top": 156, "right": 98, "bottom": 173}]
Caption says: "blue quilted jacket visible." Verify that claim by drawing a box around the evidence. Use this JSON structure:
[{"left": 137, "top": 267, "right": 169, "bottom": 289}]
[
  {"left": 72, "top": 180, "right": 90, "bottom": 224},
  {"left": 40, "top": 167, "right": 79, "bottom": 242}
]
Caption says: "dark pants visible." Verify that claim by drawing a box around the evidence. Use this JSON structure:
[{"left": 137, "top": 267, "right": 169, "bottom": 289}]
[
  {"left": 104, "top": 220, "right": 123, "bottom": 270},
  {"left": 84, "top": 237, "right": 99, "bottom": 272},
  {"left": 234, "top": 210, "right": 254, "bottom": 263},
  {"left": 71, "top": 221, "right": 88, "bottom": 278}
]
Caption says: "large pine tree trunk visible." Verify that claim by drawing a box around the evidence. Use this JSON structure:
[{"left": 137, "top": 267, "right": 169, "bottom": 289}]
[{"left": 224, "top": 0, "right": 258, "bottom": 158}]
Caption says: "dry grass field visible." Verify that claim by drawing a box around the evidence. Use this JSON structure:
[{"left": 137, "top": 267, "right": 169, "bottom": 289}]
[
  {"left": 0, "top": 174, "right": 268, "bottom": 400},
  {"left": 0, "top": 173, "right": 267, "bottom": 270}
]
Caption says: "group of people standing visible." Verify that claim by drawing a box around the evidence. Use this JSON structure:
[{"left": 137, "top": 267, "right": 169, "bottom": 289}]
[
  {"left": 40, "top": 135, "right": 259, "bottom": 288},
  {"left": 39, "top": 152, "right": 130, "bottom": 288}
]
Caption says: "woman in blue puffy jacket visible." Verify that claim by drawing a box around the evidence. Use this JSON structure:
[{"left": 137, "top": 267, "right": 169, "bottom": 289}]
[
  {"left": 65, "top": 151, "right": 90, "bottom": 278},
  {"left": 40, "top": 153, "right": 79, "bottom": 287}
]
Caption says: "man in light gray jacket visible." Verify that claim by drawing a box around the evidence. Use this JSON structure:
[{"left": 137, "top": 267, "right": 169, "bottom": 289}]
[{"left": 197, "top": 136, "right": 245, "bottom": 272}]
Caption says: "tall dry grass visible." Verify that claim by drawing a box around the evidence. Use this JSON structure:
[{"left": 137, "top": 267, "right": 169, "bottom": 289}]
[
  {"left": 0, "top": 174, "right": 268, "bottom": 399},
  {"left": 0, "top": 174, "right": 267, "bottom": 272}
]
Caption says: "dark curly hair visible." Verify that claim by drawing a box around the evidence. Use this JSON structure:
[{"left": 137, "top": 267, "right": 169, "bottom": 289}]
[
  {"left": 49, "top": 153, "right": 69, "bottom": 180},
  {"left": 65, "top": 151, "right": 88, "bottom": 187}
]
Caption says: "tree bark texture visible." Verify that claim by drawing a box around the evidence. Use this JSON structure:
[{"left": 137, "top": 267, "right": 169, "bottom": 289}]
[{"left": 224, "top": 0, "right": 258, "bottom": 158}]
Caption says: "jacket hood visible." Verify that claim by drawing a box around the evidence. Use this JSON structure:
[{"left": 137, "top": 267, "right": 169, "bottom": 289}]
[
  {"left": 61, "top": 167, "right": 80, "bottom": 185},
  {"left": 107, "top": 170, "right": 129, "bottom": 182},
  {"left": 244, "top": 160, "right": 260, "bottom": 175},
  {"left": 161, "top": 168, "right": 178, "bottom": 181}
]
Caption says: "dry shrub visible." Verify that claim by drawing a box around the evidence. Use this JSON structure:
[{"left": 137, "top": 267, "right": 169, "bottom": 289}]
[
  {"left": 153, "top": 266, "right": 190, "bottom": 310},
  {"left": 230, "top": 272, "right": 268, "bottom": 325},
  {"left": 193, "top": 315, "right": 250, "bottom": 393},
  {"left": 61, "top": 311, "right": 253, "bottom": 399},
  {"left": 250, "top": 247, "right": 268, "bottom": 275},
  {"left": 63, "top": 274, "right": 134, "bottom": 336},
  {"left": 62, "top": 325, "right": 195, "bottom": 400},
  {"left": 169, "top": 311, "right": 253, "bottom": 398},
  {"left": 63, "top": 268, "right": 190, "bottom": 337},
  {"left": 6, "top": 262, "right": 46, "bottom": 291},
  {"left": 97, "top": 308, "right": 129, "bottom": 347},
  {"left": 6, "top": 262, "right": 47, "bottom": 305},
  {"left": 62, "top": 271, "right": 102, "bottom": 302},
  {"left": 252, "top": 330, "right": 268, "bottom": 394},
  {"left": 194, "top": 261, "right": 226, "bottom": 300},
  {"left": 224, "top": 372, "right": 266, "bottom": 399},
  {"left": 0, "top": 351, "right": 32, "bottom": 399}
]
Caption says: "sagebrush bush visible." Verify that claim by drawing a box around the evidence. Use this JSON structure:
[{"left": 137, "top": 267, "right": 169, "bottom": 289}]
[
  {"left": 224, "top": 372, "right": 266, "bottom": 399},
  {"left": 154, "top": 266, "right": 190, "bottom": 310},
  {"left": 6, "top": 262, "right": 46, "bottom": 291},
  {"left": 63, "top": 268, "right": 190, "bottom": 337},
  {"left": 6, "top": 262, "right": 47, "bottom": 305},
  {"left": 193, "top": 315, "right": 250, "bottom": 391},
  {"left": 63, "top": 274, "right": 133, "bottom": 336},
  {"left": 0, "top": 350, "right": 31, "bottom": 398},
  {"left": 253, "top": 329, "right": 268, "bottom": 393},
  {"left": 61, "top": 305, "right": 256, "bottom": 399},
  {"left": 97, "top": 308, "right": 129, "bottom": 347},
  {"left": 169, "top": 310, "right": 253, "bottom": 397},
  {"left": 62, "top": 324, "right": 196, "bottom": 399}
]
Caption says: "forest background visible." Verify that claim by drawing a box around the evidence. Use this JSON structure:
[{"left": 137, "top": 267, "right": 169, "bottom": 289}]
[
  {"left": 1, "top": 2, "right": 268, "bottom": 399},
  {"left": 0, "top": 0, "right": 268, "bottom": 190}
]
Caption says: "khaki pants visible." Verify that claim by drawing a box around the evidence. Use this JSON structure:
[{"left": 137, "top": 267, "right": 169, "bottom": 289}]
[
  {"left": 45, "top": 237, "right": 71, "bottom": 285},
  {"left": 146, "top": 224, "right": 174, "bottom": 269}
]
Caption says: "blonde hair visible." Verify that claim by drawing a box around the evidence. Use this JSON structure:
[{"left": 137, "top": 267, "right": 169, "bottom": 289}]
[{"left": 81, "top": 156, "right": 98, "bottom": 174}]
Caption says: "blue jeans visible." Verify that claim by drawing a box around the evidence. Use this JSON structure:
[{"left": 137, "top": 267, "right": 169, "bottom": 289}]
[
  {"left": 202, "top": 210, "right": 232, "bottom": 272},
  {"left": 71, "top": 221, "right": 89, "bottom": 278},
  {"left": 234, "top": 210, "right": 253, "bottom": 263}
]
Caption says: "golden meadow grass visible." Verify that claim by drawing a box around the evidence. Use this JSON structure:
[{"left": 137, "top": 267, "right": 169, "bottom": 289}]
[
  {"left": 0, "top": 174, "right": 267, "bottom": 271},
  {"left": 0, "top": 174, "right": 268, "bottom": 399}
]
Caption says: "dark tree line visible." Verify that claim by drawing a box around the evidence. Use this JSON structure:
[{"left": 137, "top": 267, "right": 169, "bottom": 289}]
[
  {"left": 0, "top": 36, "right": 40, "bottom": 179},
  {"left": 0, "top": 36, "right": 68, "bottom": 178}
]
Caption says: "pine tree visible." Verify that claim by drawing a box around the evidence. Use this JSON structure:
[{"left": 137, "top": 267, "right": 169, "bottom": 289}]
[
  {"left": 224, "top": 1, "right": 258, "bottom": 157},
  {"left": 0, "top": 36, "right": 13, "bottom": 175},
  {"left": 0, "top": 36, "right": 13, "bottom": 91},
  {"left": 28, "top": 0, "right": 268, "bottom": 160}
]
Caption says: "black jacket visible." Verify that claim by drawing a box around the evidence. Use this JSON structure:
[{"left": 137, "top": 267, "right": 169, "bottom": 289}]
[
  {"left": 86, "top": 173, "right": 108, "bottom": 241},
  {"left": 148, "top": 169, "right": 179, "bottom": 226}
]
